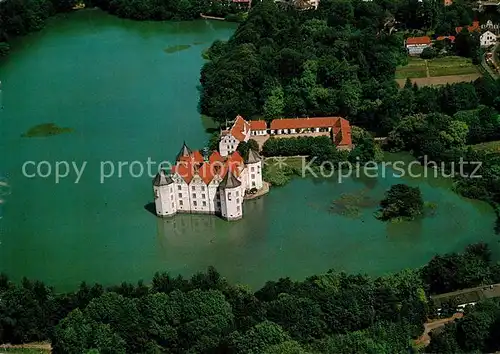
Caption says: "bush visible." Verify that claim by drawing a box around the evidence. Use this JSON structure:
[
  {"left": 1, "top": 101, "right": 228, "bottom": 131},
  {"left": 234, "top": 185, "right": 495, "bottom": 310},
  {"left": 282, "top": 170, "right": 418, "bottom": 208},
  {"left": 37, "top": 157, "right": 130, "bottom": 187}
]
[{"left": 420, "top": 47, "right": 437, "bottom": 59}]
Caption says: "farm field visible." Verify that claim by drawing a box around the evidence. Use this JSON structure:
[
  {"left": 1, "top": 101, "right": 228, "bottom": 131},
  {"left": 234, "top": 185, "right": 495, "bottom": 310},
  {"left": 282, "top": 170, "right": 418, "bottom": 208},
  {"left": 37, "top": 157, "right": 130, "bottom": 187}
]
[{"left": 395, "top": 56, "right": 481, "bottom": 87}]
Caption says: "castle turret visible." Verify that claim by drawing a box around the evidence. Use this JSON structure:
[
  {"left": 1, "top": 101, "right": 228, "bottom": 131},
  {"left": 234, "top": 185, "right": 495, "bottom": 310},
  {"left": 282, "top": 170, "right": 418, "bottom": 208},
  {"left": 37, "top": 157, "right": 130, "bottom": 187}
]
[
  {"left": 219, "top": 169, "right": 243, "bottom": 220},
  {"left": 245, "top": 149, "right": 263, "bottom": 190},
  {"left": 153, "top": 169, "right": 177, "bottom": 217}
]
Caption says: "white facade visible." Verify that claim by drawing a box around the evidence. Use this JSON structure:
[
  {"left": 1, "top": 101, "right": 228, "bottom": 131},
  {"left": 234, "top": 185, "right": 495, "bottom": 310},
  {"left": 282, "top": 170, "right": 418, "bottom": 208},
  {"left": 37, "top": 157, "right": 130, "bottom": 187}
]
[
  {"left": 219, "top": 134, "right": 242, "bottom": 157},
  {"left": 153, "top": 145, "right": 263, "bottom": 221},
  {"left": 406, "top": 43, "right": 430, "bottom": 55},
  {"left": 481, "top": 31, "right": 497, "bottom": 47},
  {"left": 219, "top": 115, "right": 251, "bottom": 157}
]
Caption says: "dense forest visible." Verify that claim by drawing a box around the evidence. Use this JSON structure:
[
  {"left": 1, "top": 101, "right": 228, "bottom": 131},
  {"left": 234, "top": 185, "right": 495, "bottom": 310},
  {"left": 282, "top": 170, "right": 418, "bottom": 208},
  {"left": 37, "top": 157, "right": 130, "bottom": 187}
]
[
  {"left": 199, "top": 0, "right": 479, "bottom": 127},
  {"left": 0, "top": 243, "right": 499, "bottom": 352}
]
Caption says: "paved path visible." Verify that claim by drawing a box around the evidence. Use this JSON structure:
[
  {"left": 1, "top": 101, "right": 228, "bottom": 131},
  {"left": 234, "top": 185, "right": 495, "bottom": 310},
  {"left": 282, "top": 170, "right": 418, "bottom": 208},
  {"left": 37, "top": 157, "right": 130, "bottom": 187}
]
[{"left": 415, "top": 313, "right": 463, "bottom": 347}]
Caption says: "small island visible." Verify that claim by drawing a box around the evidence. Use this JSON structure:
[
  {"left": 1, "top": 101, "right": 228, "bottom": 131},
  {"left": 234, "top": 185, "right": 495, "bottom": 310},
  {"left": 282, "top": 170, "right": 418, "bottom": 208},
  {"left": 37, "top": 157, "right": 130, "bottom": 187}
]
[
  {"left": 376, "top": 184, "right": 424, "bottom": 222},
  {"left": 21, "top": 123, "right": 73, "bottom": 138}
]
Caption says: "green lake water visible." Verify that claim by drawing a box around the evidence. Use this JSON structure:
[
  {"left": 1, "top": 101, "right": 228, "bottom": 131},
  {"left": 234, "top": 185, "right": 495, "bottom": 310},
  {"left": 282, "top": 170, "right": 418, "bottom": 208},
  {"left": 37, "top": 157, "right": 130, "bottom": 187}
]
[{"left": 0, "top": 10, "right": 499, "bottom": 291}]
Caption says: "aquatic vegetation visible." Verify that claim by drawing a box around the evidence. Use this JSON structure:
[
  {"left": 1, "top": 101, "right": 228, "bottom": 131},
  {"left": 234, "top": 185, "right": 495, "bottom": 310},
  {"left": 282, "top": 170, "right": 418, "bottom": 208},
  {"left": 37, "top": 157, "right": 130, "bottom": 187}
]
[
  {"left": 330, "top": 189, "right": 378, "bottom": 218},
  {"left": 163, "top": 45, "right": 191, "bottom": 54},
  {"left": 192, "top": 41, "right": 204, "bottom": 45},
  {"left": 21, "top": 123, "right": 73, "bottom": 137}
]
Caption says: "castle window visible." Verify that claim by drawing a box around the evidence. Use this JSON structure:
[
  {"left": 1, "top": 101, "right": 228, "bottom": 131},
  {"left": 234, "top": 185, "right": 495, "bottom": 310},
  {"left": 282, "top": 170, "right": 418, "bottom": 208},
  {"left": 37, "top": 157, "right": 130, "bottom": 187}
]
[
  {"left": 251, "top": 167, "right": 255, "bottom": 172},
  {"left": 252, "top": 182, "right": 255, "bottom": 187},
  {"left": 236, "top": 198, "right": 239, "bottom": 204},
  {"left": 191, "top": 186, "right": 195, "bottom": 191},
  {"left": 178, "top": 193, "right": 182, "bottom": 198},
  {"left": 171, "top": 202, "right": 174, "bottom": 208},
  {"left": 202, "top": 194, "right": 206, "bottom": 199},
  {"left": 236, "top": 191, "right": 239, "bottom": 197},
  {"left": 177, "top": 185, "right": 181, "bottom": 191},
  {"left": 251, "top": 174, "right": 255, "bottom": 179},
  {"left": 193, "top": 201, "right": 197, "bottom": 206},
  {"left": 201, "top": 186, "right": 205, "bottom": 191},
  {"left": 237, "top": 206, "right": 240, "bottom": 212},
  {"left": 192, "top": 193, "right": 196, "bottom": 199},
  {"left": 203, "top": 201, "right": 206, "bottom": 207},
  {"left": 180, "top": 200, "right": 183, "bottom": 206}
]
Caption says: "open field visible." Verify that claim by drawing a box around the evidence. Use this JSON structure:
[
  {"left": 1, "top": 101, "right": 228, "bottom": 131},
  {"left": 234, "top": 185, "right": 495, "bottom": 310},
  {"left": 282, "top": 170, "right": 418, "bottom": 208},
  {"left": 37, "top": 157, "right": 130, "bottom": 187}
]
[
  {"left": 396, "top": 56, "right": 481, "bottom": 87},
  {"left": 396, "top": 73, "right": 482, "bottom": 87},
  {"left": 471, "top": 140, "right": 500, "bottom": 152}
]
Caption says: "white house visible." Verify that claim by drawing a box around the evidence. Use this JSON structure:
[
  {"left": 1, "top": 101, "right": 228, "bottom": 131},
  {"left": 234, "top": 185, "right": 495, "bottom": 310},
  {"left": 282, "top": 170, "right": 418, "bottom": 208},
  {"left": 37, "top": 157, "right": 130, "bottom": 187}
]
[
  {"left": 481, "top": 30, "right": 497, "bottom": 47},
  {"left": 153, "top": 142, "right": 263, "bottom": 221},
  {"left": 405, "top": 36, "right": 432, "bottom": 56},
  {"left": 219, "top": 115, "right": 251, "bottom": 157}
]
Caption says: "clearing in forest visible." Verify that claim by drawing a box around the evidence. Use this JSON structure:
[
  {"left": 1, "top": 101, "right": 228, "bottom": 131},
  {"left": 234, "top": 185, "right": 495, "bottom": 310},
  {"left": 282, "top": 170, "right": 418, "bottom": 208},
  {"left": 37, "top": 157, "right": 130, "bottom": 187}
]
[{"left": 395, "top": 56, "right": 481, "bottom": 87}]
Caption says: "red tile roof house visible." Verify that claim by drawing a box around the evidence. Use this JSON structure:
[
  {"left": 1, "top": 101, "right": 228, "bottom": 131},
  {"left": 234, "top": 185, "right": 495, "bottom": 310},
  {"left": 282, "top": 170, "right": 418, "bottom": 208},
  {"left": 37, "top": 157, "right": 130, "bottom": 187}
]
[
  {"left": 455, "top": 21, "right": 480, "bottom": 34},
  {"left": 405, "top": 36, "right": 432, "bottom": 56},
  {"left": 219, "top": 116, "right": 353, "bottom": 155},
  {"left": 436, "top": 35, "right": 455, "bottom": 43}
]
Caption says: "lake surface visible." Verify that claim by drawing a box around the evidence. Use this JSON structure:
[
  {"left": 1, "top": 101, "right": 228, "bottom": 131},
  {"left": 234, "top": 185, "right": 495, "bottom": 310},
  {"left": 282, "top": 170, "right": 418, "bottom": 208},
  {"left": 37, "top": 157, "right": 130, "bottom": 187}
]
[{"left": 0, "top": 10, "right": 498, "bottom": 291}]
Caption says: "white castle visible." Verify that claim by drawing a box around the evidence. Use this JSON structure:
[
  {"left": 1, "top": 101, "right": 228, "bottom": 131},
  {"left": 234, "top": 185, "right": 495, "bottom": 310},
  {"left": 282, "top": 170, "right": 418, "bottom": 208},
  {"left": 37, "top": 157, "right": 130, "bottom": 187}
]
[{"left": 153, "top": 142, "right": 263, "bottom": 221}]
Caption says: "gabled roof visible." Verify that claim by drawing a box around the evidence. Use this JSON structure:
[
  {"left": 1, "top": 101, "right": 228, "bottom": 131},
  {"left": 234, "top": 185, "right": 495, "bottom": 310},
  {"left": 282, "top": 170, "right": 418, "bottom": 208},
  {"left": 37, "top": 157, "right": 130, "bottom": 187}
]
[
  {"left": 249, "top": 120, "right": 267, "bottom": 130},
  {"left": 333, "top": 119, "right": 352, "bottom": 146},
  {"left": 228, "top": 151, "right": 244, "bottom": 164},
  {"left": 219, "top": 168, "right": 241, "bottom": 189},
  {"left": 270, "top": 117, "right": 341, "bottom": 130},
  {"left": 153, "top": 169, "right": 173, "bottom": 186},
  {"left": 171, "top": 161, "right": 194, "bottom": 184},
  {"left": 406, "top": 36, "right": 431, "bottom": 45},
  {"left": 192, "top": 150, "right": 204, "bottom": 163},
  {"left": 456, "top": 21, "right": 480, "bottom": 34},
  {"left": 229, "top": 115, "right": 250, "bottom": 142},
  {"left": 436, "top": 35, "right": 455, "bottom": 43},
  {"left": 209, "top": 151, "right": 224, "bottom": 164},
  {"left": 246, "top": 149, "right": 262, "bottom": 164}
]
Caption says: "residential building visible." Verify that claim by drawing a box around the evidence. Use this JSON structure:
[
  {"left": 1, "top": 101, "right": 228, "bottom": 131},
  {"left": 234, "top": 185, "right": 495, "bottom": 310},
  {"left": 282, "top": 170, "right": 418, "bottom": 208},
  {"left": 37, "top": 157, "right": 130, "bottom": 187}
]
[
  {"left": 405, "top": 36, "right": 432, "bottom": 55},
  {"left": 219, "top": 115, "right": 251, "bottom": 157},
  {"left": 153, "top": 142, "right": 263, "bottom": 221},
  {"left": 436, "top": 35, "right": 455, "bottom": 43},
  {"left": 219, "top": 115, "right": 353, "bottom": 156},
  {"left": 456, "top": 21, "right": 480, "bottom": 34},
  {"left": 431, "top": 283, "right": 500, "bottom": 313},
  {"left": 444, "top": 0, "right": 452, "bottom": 6},
  {"left": 480, "top": 30, "right": 497, "bottom": 47}
]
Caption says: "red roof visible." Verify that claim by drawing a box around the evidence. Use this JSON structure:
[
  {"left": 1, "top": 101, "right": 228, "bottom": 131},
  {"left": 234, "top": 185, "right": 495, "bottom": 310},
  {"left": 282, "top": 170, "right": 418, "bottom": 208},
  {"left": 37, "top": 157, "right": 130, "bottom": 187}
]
[
  {"left": 172, "top": 147, "right": 244, "bottom": 184},
  {"left": 249, "top": 120, "right": 267, "bottom": 130},
  {"left": 192, "top": 150, "right": 204, "bottom": 163},
  {"left": 406, "top": 36, "right": 431, "bottom": 45},
  {"left": 209, "top": 151, "right": 224, "bottom": 164},
  {"left": 437, "top": 36, "right": 455, "bottom": 42},
  {"left": 333, "top": 119, "right": 352, "bottom": 146},
  {"left": 230, "top": 115, "right": 250, "bottom": 142},
  {"left": 456, "top": 21, "right": 480, "bottom": 34},
  {"left": 171, "top": 161, "right": 194, "bottom": 184},
  {"left": 270, "top": 117, "right": 340, "bottom": 130}
]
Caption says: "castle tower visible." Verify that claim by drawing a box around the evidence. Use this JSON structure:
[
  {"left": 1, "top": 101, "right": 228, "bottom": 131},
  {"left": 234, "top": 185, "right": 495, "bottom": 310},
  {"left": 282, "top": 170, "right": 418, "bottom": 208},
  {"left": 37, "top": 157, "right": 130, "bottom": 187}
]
[
  {"left": 153, "top": 169, "right": 177, "bottom": 217},
  {"left": 245, "top": 149, "right": 263, "bottom": 190},
  {"left": 176, "top": 141, "right": 192, "bottom": 161},
  {"left": 219, "top": 169, "right": 243, "bottom": 221}
]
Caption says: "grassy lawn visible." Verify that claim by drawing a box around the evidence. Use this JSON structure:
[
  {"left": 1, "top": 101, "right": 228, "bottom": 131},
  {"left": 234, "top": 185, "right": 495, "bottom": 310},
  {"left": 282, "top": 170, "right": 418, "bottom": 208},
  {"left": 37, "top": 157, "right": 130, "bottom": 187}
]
[
  {"left": 396, "top": 56, "right": 478, "bottom": 79},
  {"left": 395, "top": 57, "right": 427, "bottom": 79},
  {"left": 427, "top": 56, "right": 478, "bottom": 76},
  {"left": 0, "top": 349, "right": 49, "bottom": 353},
  {"left": 263, "top": 156, "right": 306, "bottom": 186},
  {"left": 471, "top": 140, "right": 500, "bottom": 153}
]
